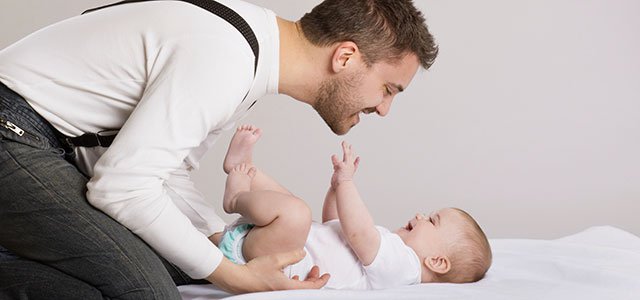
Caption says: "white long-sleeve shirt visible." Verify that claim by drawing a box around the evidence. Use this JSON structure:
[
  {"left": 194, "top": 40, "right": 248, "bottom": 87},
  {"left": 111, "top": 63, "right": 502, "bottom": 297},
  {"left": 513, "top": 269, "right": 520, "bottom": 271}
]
[{"left": 0, "top": 0, "right": 279, "bottom": 279}]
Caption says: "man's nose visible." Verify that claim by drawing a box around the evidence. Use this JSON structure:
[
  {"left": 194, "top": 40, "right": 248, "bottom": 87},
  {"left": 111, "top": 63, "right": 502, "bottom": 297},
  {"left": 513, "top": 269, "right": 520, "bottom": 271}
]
[{"left": 375, "top": 97, "right": 393, "bottom": 116}]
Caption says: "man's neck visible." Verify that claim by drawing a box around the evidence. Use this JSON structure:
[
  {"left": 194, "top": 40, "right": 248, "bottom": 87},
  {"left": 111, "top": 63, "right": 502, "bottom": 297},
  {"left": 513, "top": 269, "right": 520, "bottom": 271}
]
[{"left": 277, "top": 17, "right": 327, "bottom": 106}]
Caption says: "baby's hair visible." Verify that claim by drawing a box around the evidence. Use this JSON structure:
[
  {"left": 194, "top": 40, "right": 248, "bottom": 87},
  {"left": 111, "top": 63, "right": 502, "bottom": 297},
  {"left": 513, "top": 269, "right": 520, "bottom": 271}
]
[{"left": 436, "top": 208, "right": 492, "bottom": 283}]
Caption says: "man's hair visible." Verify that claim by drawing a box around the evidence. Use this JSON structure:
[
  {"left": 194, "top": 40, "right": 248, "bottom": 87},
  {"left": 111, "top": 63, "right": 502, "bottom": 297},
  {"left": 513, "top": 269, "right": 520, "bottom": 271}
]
[
  {"left": 438, "top": 208, "right": 492, "bottom": 283},
  {"left": 299, "top": 0, "right": 439, "bottom": 69}
]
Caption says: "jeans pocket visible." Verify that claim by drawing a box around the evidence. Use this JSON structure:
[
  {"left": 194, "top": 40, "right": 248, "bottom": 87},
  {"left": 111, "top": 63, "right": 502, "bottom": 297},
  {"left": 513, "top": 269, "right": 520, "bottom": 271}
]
[{"left": 0, "top": 124, "right": 48, "bottom": 150}]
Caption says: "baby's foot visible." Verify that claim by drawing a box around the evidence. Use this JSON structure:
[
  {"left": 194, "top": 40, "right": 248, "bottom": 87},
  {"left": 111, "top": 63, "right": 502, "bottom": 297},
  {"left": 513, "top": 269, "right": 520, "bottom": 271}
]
[
  {"left": 223, "top": 163, "right": 257, "bottom": 214},
  {"left": 223, "top": 124, "right": 262, "bottom": 173}
]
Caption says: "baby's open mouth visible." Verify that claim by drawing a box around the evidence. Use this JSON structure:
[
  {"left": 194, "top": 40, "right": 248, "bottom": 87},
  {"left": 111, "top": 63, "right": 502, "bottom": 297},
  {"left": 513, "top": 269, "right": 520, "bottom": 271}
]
[{"left": 405, "top": 222, "right": 413, "bottom": 231}]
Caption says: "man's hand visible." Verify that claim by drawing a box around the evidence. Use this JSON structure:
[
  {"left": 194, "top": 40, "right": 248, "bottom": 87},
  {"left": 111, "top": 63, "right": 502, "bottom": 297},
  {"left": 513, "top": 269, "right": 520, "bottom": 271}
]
[
  {"left": 331, "top": 141, "right": 360, "bottom": 187},
  {"left": 206, "top": 249, "right": 330, "bottom": 294}
]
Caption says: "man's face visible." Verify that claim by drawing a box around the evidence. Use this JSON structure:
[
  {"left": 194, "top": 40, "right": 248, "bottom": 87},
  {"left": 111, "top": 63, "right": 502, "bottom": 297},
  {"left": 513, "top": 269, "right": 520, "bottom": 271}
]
[{"left": 313, "top": 53, "right": 421, "bottom": 135}]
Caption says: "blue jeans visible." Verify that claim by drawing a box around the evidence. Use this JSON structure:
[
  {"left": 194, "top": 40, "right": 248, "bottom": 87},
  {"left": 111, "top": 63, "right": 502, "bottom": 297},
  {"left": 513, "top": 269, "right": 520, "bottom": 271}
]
[{"left": 0, "top": 82, "right": 203, "bottom": 299}]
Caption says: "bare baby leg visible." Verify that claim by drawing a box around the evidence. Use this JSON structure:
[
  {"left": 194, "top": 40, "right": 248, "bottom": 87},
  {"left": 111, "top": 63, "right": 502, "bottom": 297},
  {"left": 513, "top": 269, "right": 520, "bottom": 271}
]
[
  {"left": 223, "top": 163, "right": 311, "bottom": 262},
  {"left": 223, "top": 124, "right": 293, "bottom": 195}
]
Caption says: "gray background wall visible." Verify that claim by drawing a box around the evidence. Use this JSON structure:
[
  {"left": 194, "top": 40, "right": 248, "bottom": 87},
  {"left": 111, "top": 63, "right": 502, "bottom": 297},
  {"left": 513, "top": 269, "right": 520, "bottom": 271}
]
[{"left": 2, "top": 0, "right": 638, "bottom": 239}]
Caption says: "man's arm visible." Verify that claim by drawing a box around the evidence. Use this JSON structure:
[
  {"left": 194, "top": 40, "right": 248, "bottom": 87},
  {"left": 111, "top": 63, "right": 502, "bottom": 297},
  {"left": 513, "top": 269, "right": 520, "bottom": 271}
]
[
  {"left": 331, "top": 142, "right": 381, "bottom": 266},
  {"left": 86, "top": 36, "right": 255, "bottom": 280}
]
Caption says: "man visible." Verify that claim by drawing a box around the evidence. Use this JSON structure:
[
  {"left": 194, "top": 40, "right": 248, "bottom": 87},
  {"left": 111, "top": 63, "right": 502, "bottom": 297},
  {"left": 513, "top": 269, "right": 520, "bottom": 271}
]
[{"left": 0, "top": 0, "right": 437, "bottom": 298}]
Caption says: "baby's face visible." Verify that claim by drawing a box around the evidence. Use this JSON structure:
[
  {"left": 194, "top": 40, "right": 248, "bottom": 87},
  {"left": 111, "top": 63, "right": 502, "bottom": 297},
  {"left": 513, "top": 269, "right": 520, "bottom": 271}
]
[{"left": 394, "top": 208, "right": 466, "bottom": 258}]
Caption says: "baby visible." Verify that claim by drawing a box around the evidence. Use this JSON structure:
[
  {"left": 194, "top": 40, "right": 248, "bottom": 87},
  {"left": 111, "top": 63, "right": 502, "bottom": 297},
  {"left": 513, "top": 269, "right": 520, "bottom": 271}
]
[{"left": 212, "top": 125, "right": 492, "bottom": 289}]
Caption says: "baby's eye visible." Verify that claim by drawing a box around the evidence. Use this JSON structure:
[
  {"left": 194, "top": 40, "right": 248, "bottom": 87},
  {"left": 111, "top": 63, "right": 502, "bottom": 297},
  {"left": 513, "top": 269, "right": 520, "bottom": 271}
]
[{"left": 384, "top": 86, "right": 392, "bottom": 96}]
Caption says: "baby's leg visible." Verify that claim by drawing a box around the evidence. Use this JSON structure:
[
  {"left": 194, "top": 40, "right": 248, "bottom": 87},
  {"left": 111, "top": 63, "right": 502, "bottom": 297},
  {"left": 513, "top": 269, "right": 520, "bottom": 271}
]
[
  {"left": 223, "top": 125, "right": 261, "bottom": 174},
  {"left": 223, "top": 164, "right": 311, "bottom": 262},
  {"left": 223, "top": 124, "right": 294, "bottom": 195},
  {"left": 241, "top": 192, "right": 311, "bottom": 261}
]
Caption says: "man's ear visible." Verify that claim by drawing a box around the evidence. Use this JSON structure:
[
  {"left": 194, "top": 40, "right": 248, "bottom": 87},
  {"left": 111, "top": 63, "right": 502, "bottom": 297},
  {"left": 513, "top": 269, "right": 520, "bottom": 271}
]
[
  {"left": 425, "top": 255, "right": 451, "bottom": 275},
  {"left": 330, "top": 41, "right": 358, "bottom": 73}
]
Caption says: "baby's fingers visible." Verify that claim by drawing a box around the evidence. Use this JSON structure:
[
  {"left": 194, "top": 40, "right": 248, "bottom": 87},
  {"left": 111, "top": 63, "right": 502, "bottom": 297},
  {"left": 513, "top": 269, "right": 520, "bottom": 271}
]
[
  {"left": 341, "top": 141, "right": 350, "bottom": 162},
  {"left": 331, "top": 154, "right": 341, "bottom": 167},
  {"left": 341, "top": 141, "right": 356, "bottom": 162}
]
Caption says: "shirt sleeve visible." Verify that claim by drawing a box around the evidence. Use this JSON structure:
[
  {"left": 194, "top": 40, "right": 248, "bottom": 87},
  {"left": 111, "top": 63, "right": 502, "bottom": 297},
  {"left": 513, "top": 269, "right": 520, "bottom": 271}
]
[
  {"left": 363, "top": 227, "right": 422, "bottom": 289},
  {"left": 86, "top": 34, "right": 254, "bottom": 279},
  {"left": 165, "top": 166, "right": 226, "bottom": 236}
]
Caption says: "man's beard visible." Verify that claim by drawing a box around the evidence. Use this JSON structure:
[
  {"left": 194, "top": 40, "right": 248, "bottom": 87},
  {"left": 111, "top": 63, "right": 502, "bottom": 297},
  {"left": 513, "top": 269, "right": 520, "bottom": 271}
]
[{"left": 312, "top": 72, "right": 364, "bottom": 135}]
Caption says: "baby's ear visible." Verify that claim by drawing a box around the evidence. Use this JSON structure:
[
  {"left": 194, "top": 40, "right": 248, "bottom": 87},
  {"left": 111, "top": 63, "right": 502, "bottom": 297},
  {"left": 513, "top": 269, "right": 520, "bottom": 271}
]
[{"left": 424, "top": 255, "right": 451, "bottom": 275}]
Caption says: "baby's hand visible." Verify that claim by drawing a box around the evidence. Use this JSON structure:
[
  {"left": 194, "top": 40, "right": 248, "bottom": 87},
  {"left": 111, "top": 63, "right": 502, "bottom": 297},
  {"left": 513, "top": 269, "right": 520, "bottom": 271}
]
[{"left": 331, "top": 141, "right": 360, "bottom": 187}]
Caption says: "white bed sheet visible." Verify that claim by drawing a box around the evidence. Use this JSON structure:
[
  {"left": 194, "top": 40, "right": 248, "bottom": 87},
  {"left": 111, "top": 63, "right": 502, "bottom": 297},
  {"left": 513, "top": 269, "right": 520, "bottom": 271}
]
[{"left": 178, "top": 226, "right": 640, "bottom": 300}]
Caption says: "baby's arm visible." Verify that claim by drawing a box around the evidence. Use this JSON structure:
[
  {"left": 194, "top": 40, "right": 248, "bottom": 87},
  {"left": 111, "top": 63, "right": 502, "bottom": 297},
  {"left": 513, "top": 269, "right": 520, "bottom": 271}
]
[
  {"left": 331, "top": 142, "right": 381, "bottom": 266},
  {"left": 321, "top": 186, "right": 338, "bottom": 223}
]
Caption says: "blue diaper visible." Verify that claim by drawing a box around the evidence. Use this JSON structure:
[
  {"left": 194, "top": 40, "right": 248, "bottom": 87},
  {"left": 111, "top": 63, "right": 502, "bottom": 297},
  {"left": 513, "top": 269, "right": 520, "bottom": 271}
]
[
  {"left": 218, "top": 218, "right": 314, "bottom": 279},
  {"left": 219, "top": 221, "right": 255, "bottom": 264}
]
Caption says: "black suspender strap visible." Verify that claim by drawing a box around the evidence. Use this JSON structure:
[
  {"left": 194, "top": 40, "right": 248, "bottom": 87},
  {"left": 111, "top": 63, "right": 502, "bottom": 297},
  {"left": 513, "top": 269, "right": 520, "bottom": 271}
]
[
  {"left": 67, "top": 0, "right": 260, "bottom": 148},
  {"left": 66, "top": 130, "right": 119, "bottom": 148},
  {"left": 83, "top": 0, "right": 259, "bottom": 73}
]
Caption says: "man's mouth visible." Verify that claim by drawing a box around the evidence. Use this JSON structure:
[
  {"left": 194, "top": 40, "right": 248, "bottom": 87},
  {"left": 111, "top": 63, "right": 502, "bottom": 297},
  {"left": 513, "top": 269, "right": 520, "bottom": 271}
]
[
  {"left": 349, "top": 113, "right": 360, "bottom": 128},
  {"left": 363, "top": 107, "right": 376, "bottom": 115}
]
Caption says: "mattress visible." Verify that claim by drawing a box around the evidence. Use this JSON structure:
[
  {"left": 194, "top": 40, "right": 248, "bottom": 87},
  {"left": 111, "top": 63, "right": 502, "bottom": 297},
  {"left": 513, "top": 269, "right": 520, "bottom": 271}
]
[{"left": 178, "top": 226, "right": 640, "bottom": 300}]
